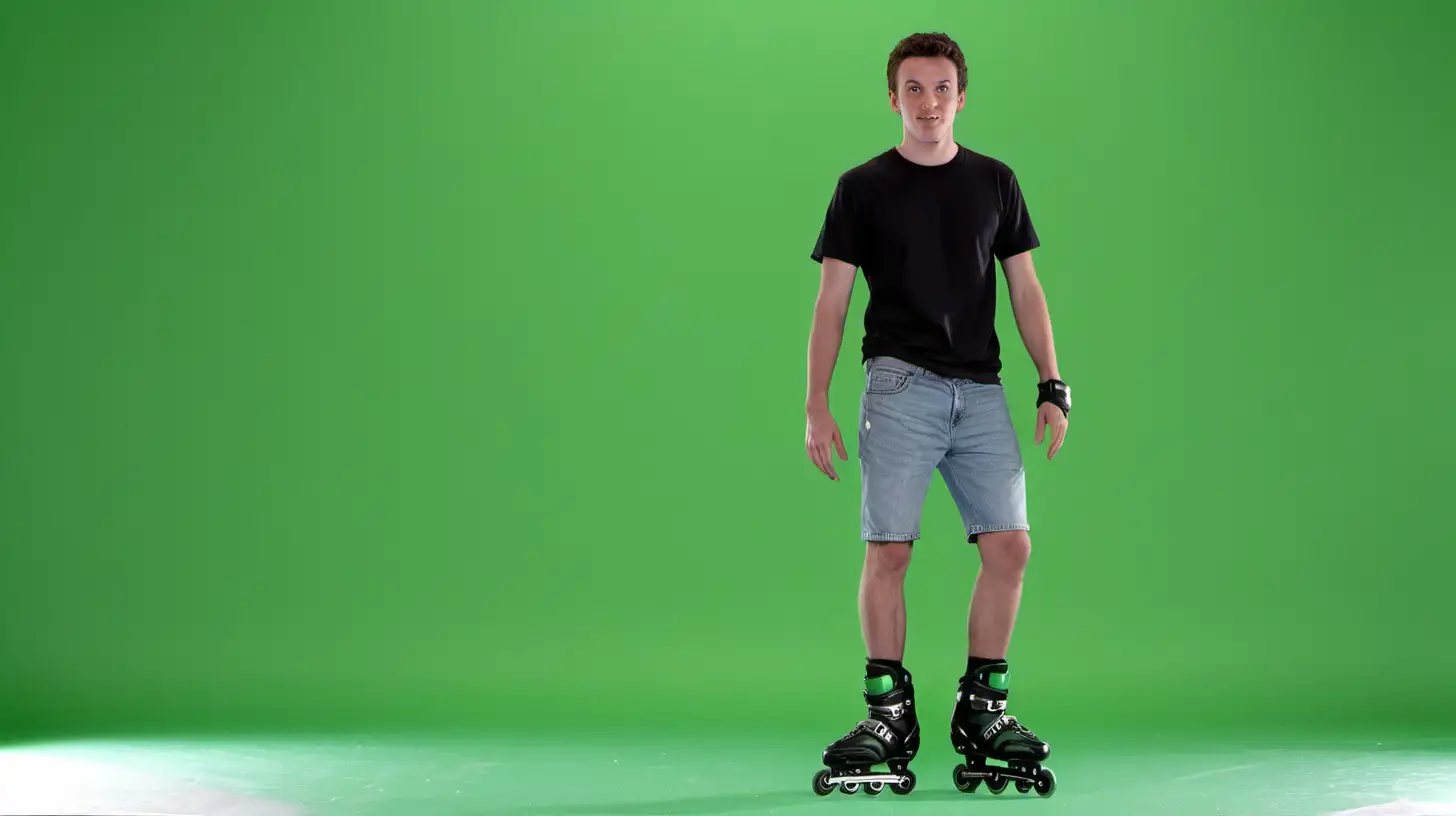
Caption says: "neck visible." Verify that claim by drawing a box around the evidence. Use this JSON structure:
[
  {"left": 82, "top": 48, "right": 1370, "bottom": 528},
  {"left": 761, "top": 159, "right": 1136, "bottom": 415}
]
[{"left": 895, "top": 132, "right": 958, "bottom": 166}]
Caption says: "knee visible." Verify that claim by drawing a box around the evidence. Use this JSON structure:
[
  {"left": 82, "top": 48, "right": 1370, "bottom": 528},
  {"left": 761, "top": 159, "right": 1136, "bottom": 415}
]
[
  {"left": 865, "top": 541, "right": 912, "bottom": 577},
  {"left": 978, "top": 531, "right": 1031, "bottom": 578}
]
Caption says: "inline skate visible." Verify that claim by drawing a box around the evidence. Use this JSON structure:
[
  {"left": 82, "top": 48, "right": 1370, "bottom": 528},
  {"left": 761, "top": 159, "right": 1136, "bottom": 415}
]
[
  {"left": 949, "top": 659, "right": 1056, "bottom": 797},
  {"left": 812, "top": 659, "right": 920, "bottom": 796}
]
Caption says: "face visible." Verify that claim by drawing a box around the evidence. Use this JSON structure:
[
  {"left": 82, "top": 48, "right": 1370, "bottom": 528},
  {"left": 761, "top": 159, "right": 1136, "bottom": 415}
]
[{"left": 890, "top": 56, "right": 964, "bottom": 142}]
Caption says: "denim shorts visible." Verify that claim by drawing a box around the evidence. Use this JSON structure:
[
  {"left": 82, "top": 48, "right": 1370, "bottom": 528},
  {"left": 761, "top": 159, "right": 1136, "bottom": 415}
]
[{"left": 858, "top": 356, "right": 1029, "bottom": 543}]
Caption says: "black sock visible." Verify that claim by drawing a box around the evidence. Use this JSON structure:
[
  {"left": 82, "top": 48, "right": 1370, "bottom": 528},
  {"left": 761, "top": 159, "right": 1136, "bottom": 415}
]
[{"left": 867, "top": 657, "right": 905, "bottom": 676}]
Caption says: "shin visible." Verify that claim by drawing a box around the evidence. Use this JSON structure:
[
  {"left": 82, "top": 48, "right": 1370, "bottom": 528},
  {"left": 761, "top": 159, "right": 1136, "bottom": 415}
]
[
  {"left": 967, "top": 531, "right": 1030, "bottom": 659},
  {"left": 860, "top": 541, "right": 912, "bottom": 661}
]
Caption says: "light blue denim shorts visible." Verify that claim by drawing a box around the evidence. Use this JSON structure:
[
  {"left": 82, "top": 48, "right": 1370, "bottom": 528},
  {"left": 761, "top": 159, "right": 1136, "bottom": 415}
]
[{"left": 858, "top": 356, "right": 1029, "bottom": 543}]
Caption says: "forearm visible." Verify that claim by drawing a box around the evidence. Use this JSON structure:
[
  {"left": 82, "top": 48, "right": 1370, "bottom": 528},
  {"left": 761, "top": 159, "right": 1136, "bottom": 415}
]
[
  {"left": 806, "top": 302, "right": 847, "bottom": 412},
  {"left": 1010, "top": 284, "right": 1060, "bottom": 381}
]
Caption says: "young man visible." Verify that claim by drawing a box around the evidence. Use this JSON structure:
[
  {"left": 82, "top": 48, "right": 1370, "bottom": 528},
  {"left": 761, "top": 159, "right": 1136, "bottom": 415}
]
[{"left": 804, "top": 32, "right": 1069, "bottom": 797}]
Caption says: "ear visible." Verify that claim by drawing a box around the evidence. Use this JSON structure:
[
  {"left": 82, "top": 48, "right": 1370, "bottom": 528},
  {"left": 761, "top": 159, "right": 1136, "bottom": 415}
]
[
  {"left": 889, "top": 90, "right": 900, "bottom": 113},
  {"left": 957, "top": 91, "right": 966, "bottom": 111}
]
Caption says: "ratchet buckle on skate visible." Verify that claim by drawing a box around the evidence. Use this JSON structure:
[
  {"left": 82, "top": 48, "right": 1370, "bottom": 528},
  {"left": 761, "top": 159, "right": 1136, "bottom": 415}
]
[
  {"left": 868, "top": 700, "right": 910, "bottom": 720},
  {"left": 857, "top": 718, "right": 897, "bottom": 745},
  {"left": 958, "top": 691, "right": 1006, "bottom": 712}
]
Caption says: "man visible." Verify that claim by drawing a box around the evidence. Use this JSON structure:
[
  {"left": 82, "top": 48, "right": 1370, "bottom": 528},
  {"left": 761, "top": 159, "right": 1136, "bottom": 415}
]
[{"left": 805, "top": 32, "right": 1069, "bottom": 798}]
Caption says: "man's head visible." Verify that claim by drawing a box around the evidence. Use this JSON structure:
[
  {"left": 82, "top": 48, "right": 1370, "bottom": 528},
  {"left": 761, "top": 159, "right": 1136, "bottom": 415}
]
[{"left": 886, "top": 32, "right": 968, "bottom": 143}]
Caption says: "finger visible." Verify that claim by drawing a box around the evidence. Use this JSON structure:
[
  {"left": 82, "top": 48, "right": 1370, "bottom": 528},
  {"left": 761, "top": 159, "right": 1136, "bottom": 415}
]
[
  {"left": 816, "top": 442, "right": 838, "bottom": 480},
  {"left": 823, "top": 447, "right": 838, "bottom": 481},
  {"left": 808, "top": 444, "right": 828, "bottom": 476},
  {"left": 1051, "top": 421, "right": 1067, "bottom": 458},
  {"left": 1034, "top": 415, "right": 1045, "bottom": 444},
  {"left": 835, "top": 430, "right": 848, "bottom": 461}
]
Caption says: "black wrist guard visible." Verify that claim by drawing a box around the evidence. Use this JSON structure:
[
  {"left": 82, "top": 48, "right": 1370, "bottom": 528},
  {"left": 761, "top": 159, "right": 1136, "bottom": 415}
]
[{"left": 1037, "top": 379, "right": 1071, "bottom": 416}]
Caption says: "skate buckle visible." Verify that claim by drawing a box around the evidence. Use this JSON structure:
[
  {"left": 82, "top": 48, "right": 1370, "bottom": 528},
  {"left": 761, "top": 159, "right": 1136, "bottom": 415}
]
[
  {"left": 868, "top": 700, "right": 908, "bottom": 719},
  {"left": 859, "top": 718, "right": 897, "bottom": 744},
  {"left": 961, "top": 693, "right": 1005, "bottom": 712}
]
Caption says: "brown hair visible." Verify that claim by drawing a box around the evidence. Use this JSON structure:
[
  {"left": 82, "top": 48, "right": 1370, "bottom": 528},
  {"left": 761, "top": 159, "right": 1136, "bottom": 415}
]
[{"left": 887, "top": 32, "right": 968, "bottom": 93}]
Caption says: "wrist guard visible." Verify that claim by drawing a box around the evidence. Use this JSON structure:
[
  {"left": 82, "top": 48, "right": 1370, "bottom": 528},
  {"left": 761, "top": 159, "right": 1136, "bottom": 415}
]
[{"left": 1037, "top": 379, "right": 1071, "bottom": 416}]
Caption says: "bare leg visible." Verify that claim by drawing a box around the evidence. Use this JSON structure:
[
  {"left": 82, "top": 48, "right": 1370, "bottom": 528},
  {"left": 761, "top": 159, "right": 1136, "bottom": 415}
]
[
  {"left": 860, "top": 541, "right": 912, "bottom": 660},
  {"left": 967, "top": 531, "right": 1031, "bottom": 659},
  {"left": 952, "top": 529, "right": 1052, "bottom": 786}
]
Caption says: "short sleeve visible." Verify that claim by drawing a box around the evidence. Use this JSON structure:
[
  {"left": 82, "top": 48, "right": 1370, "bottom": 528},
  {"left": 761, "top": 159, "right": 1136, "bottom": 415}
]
[
  {"left": 993, "top": 169, "right": 1040, "bottom": 261},
  {"left": 809, "top": 176, "right": 863, "bottom": 267}
]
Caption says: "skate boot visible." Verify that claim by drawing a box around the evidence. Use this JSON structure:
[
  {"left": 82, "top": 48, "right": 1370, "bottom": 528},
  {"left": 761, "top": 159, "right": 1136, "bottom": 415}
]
[
  {"left": 949, "top": 659, "right": 1056, "bottom": 797},
  {"left": 812, "top": 659, "right": 920, "bottom": 796}
]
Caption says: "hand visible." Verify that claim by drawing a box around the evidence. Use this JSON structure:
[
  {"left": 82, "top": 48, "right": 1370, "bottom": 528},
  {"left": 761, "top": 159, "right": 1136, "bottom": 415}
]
[
  {"left": 1034, "top": 402, "right": 1068, "bottom": 460},
  {"left": 805, "top": 407, "right": 848, "bottom": 481}
]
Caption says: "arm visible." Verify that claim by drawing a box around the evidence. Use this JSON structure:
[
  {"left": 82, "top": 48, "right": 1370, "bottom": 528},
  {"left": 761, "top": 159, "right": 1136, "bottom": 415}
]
[
  {"left": 806, "top": 257, "right": 857, "bottom": 413},
  {"left": 1001, "top": 251, "right": 1060, "bottom": 382},
  {"left": 803, "top": 257, "right": 856, "bottom": 480},
  {"left": 1003, "top": 250, "right": 1070, "bottom": 459}
]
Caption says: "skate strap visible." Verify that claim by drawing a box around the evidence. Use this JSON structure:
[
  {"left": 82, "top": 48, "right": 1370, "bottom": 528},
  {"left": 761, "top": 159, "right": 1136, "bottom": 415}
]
[
  {"left": 856, "top": 718, "right": 898, "bottom": 745},
  {"left": 958, "top": 691, "right": 1006, "bottom": 713},
  {"left": 868, "top": 700, "right": 910, "bottom": 720},
  {"left": 980, "top": 714, "right": 1007, "bottom": 741}
]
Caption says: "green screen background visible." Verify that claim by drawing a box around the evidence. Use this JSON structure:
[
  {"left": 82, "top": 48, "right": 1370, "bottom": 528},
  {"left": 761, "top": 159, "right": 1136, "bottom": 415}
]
[{"left": 2, "top": 0, "right": 1452, "bottom": 744}]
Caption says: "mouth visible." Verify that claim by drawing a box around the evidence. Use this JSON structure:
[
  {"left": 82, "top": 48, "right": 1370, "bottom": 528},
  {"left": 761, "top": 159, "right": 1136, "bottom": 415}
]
[{"left": 916, "top": 116, "right": 940, "bottom": 122}]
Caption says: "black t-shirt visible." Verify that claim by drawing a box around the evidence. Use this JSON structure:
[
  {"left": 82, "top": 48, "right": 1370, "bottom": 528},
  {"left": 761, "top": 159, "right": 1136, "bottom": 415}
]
[{"left": 810, "top": 143, "right": 1039, "bottom": 384}]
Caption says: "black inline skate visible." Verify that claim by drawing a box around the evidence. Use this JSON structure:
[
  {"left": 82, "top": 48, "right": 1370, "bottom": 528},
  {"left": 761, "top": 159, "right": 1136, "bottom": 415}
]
[
  {"left": 949, "top": 659, "right": 1056, "bottom": 797},
  {"left": 812, "top": 659, "right": 919, "bottom": 796}
]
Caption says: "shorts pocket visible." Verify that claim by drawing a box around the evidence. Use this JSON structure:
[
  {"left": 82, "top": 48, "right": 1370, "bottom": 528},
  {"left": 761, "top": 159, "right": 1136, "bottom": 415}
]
[{"left": 865, "top": 367, "right": 913, "bottom": 395}]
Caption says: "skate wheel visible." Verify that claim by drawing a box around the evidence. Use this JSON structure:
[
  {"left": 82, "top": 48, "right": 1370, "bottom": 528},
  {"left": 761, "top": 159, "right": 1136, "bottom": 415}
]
[
  {"left": 1034, "top": 767, "right": 1056, "bottom": 797},
  {"left": 812, "top": 769, "right": 834, "bottom": 796},
  {"left": 1016, "top": 778, "right": 1033, "bottom": 793},
  {"left": 891, "top": 769, "right": 915, "bottom": 794},
  {"left": 953, "top": 763, "right": 979, "bottom": 793},
  {"left": 866, "top": 781, "right": 883, "bottom": 795},
  {"left": 985, "top": 770, "right": 1008, "bottom": 794},
  {"left": 840, "top": 781, "right": 859, "bottom": 794}
]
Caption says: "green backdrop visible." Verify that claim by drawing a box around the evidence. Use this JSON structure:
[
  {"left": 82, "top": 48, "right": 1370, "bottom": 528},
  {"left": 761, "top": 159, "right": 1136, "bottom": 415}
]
[{"left": 2, "top": 0, "right": 1452, "bottom": 745}]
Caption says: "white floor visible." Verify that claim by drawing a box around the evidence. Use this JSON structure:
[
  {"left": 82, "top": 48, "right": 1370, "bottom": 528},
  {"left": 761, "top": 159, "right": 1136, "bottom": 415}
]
[{"left": 0, "top": 748, "right": 303, "bottom": 816}]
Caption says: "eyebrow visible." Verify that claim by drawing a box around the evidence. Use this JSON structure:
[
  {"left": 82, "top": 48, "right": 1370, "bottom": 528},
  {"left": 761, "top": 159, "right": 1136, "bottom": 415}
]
[{"left": 903, "top": 78, "right": 953, "bottom": 86}]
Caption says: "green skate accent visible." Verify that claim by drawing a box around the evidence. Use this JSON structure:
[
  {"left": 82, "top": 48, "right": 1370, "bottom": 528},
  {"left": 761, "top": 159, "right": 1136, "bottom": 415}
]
[
  {"left": 865, "top": 673, "right": 895, "bottom": 694},
  {"left": 987, "top": 671, "right": 1009, "bottom": 690}
]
